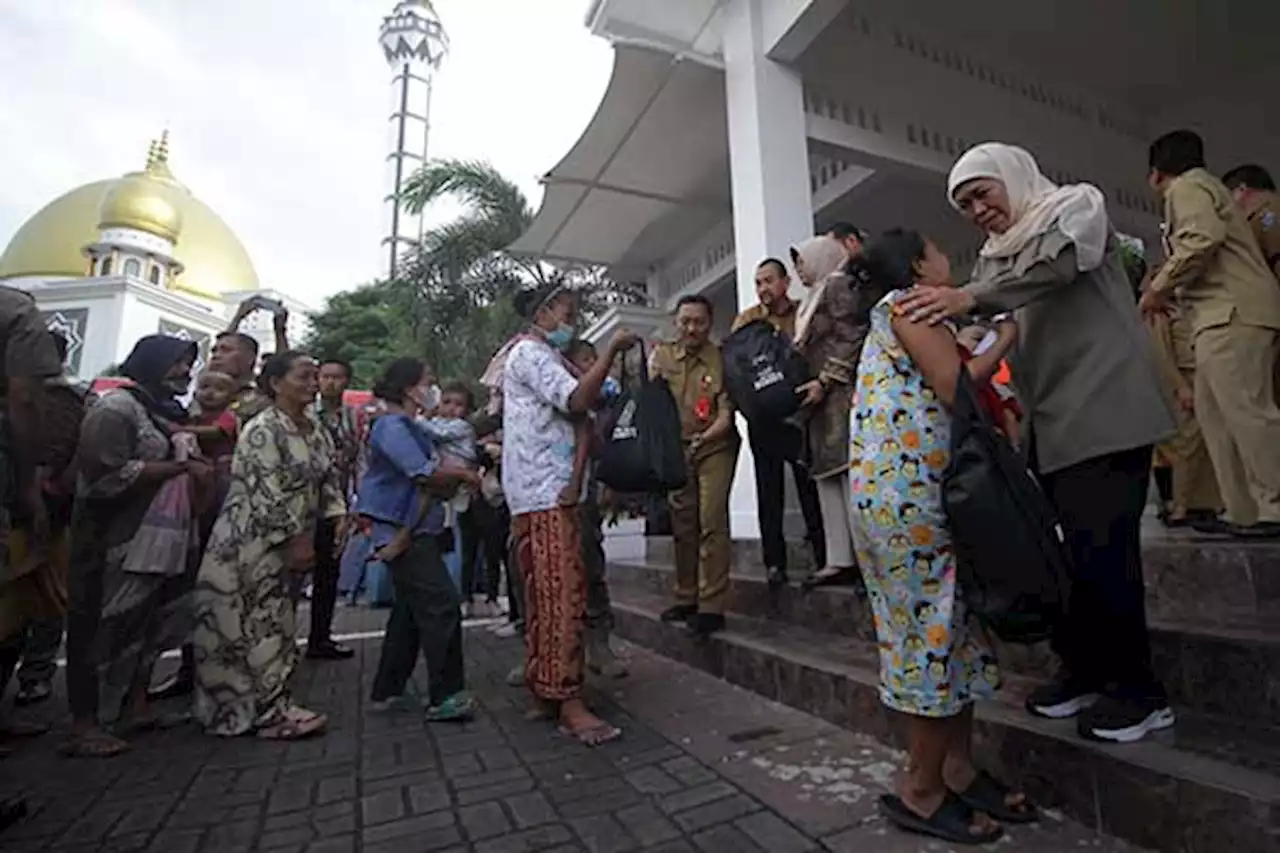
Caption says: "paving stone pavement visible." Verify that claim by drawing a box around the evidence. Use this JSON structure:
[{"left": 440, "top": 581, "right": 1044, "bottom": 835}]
[{"left": 0, "top": 605, "right": 1143, "bottom": 852}]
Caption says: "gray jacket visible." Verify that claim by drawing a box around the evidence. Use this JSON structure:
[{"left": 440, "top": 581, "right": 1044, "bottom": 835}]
[{"left": 966, "top": 230, "right": 1175, "bottom": 475}]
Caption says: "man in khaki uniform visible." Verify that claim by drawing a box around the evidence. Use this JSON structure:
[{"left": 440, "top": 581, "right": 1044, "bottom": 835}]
[
  {"left": 731, "top": 259, "right": 825, "bottom": 587},
  {"left": 1143, "top": 131, "right": 1280, "bottom": 537},
  {"left": 650, "top": 294, "right": 739, "bottom": 637},
  {"left": 1223, "top": 164, "right": 1280, "bottom": 281}
]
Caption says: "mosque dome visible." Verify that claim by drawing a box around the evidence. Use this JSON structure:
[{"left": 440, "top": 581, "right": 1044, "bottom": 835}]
[{"left": 0, "top": 133, "right": 259, "bottom": 301}]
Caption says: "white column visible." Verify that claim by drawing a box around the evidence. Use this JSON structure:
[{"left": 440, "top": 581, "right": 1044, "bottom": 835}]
[{"left": 722, "top": 0, "right": 815, "bottom": 540}]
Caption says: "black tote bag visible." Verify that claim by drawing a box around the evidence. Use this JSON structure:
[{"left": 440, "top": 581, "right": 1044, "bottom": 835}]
[
  {"left": 597, "top": 344, "right": 688, "bottom": 494},
  {"left": 721, "top": 319, "right": 812, "bottom": 423},
  {"left": 941, "top": 371, "right": 1072, "bottom": 643}
]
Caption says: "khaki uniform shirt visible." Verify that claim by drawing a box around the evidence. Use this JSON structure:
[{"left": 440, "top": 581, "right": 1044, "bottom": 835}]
[
  {"left": 649, "top": 341, "right": 737, "bottom": 455},
  {"left": 1150, "top": 168, "right": 1280, "bottom": 335},
  {"left": 730, "top": 300, "right": 797, "bottom": 338},
  {"left": 1242, "top": 190, "right": 1280, "bottom": 281}
]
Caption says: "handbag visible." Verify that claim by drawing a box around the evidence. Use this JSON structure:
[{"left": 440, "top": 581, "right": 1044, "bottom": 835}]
[
  {"left": 942, "top": 371, "right": 1071, "bottom": 643},
  {"left": 597, "top": 343, "right": 688, "bottom": 493},
  {"left": 722, "top": 319, "right": 812, "bottom": 422}
]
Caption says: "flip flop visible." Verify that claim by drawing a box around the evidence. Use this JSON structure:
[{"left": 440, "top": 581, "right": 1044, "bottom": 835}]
[
  {"left": 58, "top": 732, "right": 131, "bottom": 759},
  {"left": 878, "top": 792, "right": 1003, "bottom": 846},
  {"left": 425, "top": 694, "right": 476, "bottom": 723},
  {"left": 800, "top": 566, "right": 857, "bottom": 592},
  {"left": 116, "top": 710, "right": 193, "bottom": 736},
  {"left": 256, "top": 709, "right": 327, "bottom": 741},
  {"left": 557, "top": 722, "right": 622, "bottom": 747},
  {"left": 951, "top": 770, "right": 1038, "bottom": 824}
]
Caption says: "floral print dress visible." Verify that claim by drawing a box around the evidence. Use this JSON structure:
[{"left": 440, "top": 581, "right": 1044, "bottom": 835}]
[
  {"left": 193, "top": 406, "right": 345, "bottom": 736},
  {"left": 848, "top": 292, "right": 999, "bottom": 719}
]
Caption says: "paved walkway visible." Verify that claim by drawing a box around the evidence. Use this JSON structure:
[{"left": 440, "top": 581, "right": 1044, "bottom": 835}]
[{"left": 1, "top": 606, "right": 1140, "bottom": 852}]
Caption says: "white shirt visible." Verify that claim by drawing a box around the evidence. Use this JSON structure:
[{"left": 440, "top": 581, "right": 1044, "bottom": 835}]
[{"left": 500, "top": 338, "right": 580, "bottom": 516}]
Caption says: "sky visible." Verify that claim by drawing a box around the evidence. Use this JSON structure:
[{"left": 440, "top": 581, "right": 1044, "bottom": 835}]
[{"left": 0, "top": 0, "right": 613, "bottom": 307}]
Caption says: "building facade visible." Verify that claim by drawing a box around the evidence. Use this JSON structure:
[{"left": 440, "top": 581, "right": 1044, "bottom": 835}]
[
  {"left": 0, "top": 133, "right": 313, "bottom": 379},
  {"left": 515, "top": 0, "right": 1280, "bottom": 538}
]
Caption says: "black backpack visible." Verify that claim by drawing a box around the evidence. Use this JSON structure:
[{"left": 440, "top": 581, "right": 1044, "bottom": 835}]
[
  {"left": 942, "top": 372, "right": 1071, "bottom": 643},
  {"left": 722, "top": 319, "right": 811, "bottom": 422},
  {"left": 597, "top": 346, "right": 688, "bottom": 494}
]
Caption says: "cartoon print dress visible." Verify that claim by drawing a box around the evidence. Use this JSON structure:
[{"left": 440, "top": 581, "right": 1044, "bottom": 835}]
[{"left": 848, "top": 291, "right": 1000, "bottom": 718}]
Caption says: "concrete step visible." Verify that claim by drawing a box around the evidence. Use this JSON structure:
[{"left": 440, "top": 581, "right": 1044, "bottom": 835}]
[
  {"left": 611, "top": 523, "right": 1280, "bottom": 627},
  {"left": 603, "top": 551, "right": 1280, "bottom": 727},
  {"left": 607, "top": 586, "right": 1280, "bottom": 853}
]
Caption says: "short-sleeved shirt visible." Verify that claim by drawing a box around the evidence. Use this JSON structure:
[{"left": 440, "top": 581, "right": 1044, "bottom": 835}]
[
  {"left": 501, "top": 338, "right": 579, "bottom": 516},
  {"left": 0, "top": 286, "right": 62, "bottom": 393},
  {"left": 1245, "top": 191, "right": 1280, "bottom": 279},
  {"left": 649, "top": 341, "right": 736, "bottom": 452}
]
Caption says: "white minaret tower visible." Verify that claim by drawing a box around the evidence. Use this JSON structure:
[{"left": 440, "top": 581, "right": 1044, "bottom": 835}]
[{"left": 379, "top": 0, "right": 448, "bottom": 279}]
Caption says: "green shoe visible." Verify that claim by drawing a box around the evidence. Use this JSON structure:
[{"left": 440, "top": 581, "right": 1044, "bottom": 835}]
[{"left": 425, "top": 693, "right": 476, "bottom": 722}]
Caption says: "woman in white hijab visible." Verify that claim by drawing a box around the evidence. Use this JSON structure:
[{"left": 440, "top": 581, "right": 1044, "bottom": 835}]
[
  {"left": 787, "top": 236, "right": 869, "bottom": 592},
  {"left": 898, "top": 143, "right": 1176, "bottom": 745}
]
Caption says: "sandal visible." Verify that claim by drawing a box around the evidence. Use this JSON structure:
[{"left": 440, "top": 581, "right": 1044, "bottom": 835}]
[
  {"left": 59, "top": 731, "right": 131, "bottom": 759},
  {"left": 425, "top": 694, "right": 476, "bottom": 723},
  {"left": 800, "top": 566, "right": 857, "bottom": 592},
  {"left": 256, "top": 707, "right": 327, "bottom": 741},
  {"left": 951, "top": 770, "right": 1038, "bottom": 824},
  {"left": 878, "top": 792, "right": 1003, "bottom": 845},
  {"left": 116, "top": 710, "right": 193, "bottom": 736},
  {"left": 14, "top": 681, "right": 52, "bottom": 707},
  {"left": 558, "top": 722, "right": 622, "bottom": 747}
]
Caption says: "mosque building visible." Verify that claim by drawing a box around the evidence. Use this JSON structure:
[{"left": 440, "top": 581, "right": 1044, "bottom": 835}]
[{"left": 0, "top": 132, "right": 313, "bottom": 379}]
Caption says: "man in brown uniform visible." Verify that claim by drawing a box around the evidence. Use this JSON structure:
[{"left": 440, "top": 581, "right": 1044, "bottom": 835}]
[
  {"left": 0, "top": 286, "right": 63, "bottom": 756},
  {"left": 1143, "top": 131, "right": 1280, "bottom": 538},
  {"left": 650, "top": 294, "right": 739, "bottom": 637},
  {"left": 1223, "top": 164, "right": 1280, "bottom": 281},
  {"left": 731, "top": 258, "right": 824, "bottom": 587}
]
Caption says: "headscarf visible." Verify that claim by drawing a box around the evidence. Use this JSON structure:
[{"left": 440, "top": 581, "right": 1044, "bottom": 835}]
[
  {"left": 792, "top": 236, "right": 850, "bottom": 346},
  {"left": 120, "top": 334, "right": 197, "bottom": 423},
  {"left": 482, "top": 281, "right": 577, "bottom": 414},
  {"left": 947, "top": 142, "right": 1109, "bottom": 272}
]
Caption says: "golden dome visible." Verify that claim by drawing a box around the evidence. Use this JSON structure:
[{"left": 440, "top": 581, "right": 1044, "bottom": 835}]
[{"left": 0, "top": 134, "right": 259, "bottom": 301}]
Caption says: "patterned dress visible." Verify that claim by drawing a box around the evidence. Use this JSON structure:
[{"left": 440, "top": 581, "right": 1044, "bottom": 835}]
[
  {"left": 848, "top": 292, "right": 1000, "bottom": 719},
  {"left": 193, "top": 406, "right": 345, "bottom": 736}
]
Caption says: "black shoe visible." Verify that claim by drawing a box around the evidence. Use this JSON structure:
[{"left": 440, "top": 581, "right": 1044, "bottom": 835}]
[
  {"left": 660, "top": 604, "right": 697, "bottom": 624},
  {"left": 766, "top": 566, "right": 788, "bottom": 589},
  {"left": 687, "top": 613, "right": 725, "bottom": 638},
  {"left": 306, "top": 641, "right": 355, "bottom": 660},
  {"left": 1025, "top": 677, "right": 1100, "bottom": 720},
  {"left": 1189, "top": 515, "right": 1232, "bottom": 536},
  {"left": 1078, "top": 695, "right": 1176, "bottom": 743},
  {"left": 13, "top": 681, "right": 51, "bottom": 707},
  {"left": 147, "top": 671, "right": 194, "bottom": 701},
  {"left": 1230, "top": 521, "right": 1280, "bottom": 540}
]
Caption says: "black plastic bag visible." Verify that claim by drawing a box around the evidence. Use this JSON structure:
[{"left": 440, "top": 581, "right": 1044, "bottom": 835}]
[
  {"left": 722, "top": 319, "right": 812, "bottom": 422},
  {"left": 597, "top": 346, "right": 688, "bottom": 494},
  {"left": 942, "top": 372, "right": 1071, "bottom": 643}
]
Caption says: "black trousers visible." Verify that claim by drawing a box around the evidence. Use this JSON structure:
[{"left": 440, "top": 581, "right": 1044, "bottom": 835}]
[
  {"left": 748, "top": 421, "right": 826, "bottom": 572},
  {"left": 457, "top": 505, "right": 483, "bottom": 601},
  {"left": 309, "top": 517, "right": 339, "bottom": 645},
  {"left": 473, "top": 500, "right": 510, "bottom": 603},
  {"left": 1038, "top": 445, "right": 1163, "bottom": 700},
  {"left": 371, "top": 534, "right": 464, "bottom": 704}
]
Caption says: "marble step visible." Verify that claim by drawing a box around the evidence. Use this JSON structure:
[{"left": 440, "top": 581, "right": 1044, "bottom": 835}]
[
  {"left": 612, "top": 525, "right": 1280, "bottom": 624},
  {"left": 608, "top": 586, "right": 1280, "bottom": 853},
  {"left": 604, "top": 552, "right": 1280, "bottom": 727}
]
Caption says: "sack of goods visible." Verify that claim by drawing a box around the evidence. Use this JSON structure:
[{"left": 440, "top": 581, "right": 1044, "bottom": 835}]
[
  {"left": 597, "top": 349, "right": 688, "bottom": 494},
  {"left": 722, "top": 320, "right": 811, "bottom": 422},
  {"left": 942, "top": 372, "right": 1071, "bottom": 644}
]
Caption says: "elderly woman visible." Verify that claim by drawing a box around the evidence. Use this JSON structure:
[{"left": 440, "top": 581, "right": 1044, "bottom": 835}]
[
  {"left": 194, "top": 351, "right": 345, "bottom": 740},
  {"left": 790, "top": 236, "right": 865, "bottom": 590},
  {"left": 63, "top": 335, "right": 207, "bottom": 758},
  {"left": 851, "top": 228, "right": 1031, "bottom": 845},
  {"left": 897, "top": 143, "right": 1176, "bottom": 743}
]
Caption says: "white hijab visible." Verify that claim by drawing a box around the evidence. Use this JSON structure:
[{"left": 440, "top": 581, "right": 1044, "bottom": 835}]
[
  {"left": 792, "top": 236, "right": 849, "bottom": 346},
  {"left": 947, "top": 143, "right": 1109, "bottom": 272}
]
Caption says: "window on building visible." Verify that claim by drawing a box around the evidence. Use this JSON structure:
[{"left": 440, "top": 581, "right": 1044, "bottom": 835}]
[
  {"left": 149, "top": 265, "right": 161, "bottom": 285},
  {"left": 123, "top": 258, "right": 142, "bottom": 278}
]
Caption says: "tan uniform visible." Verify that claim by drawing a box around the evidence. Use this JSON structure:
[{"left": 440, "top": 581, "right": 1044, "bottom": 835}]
[
  {"left": 1146, "top": 307, "right": 1221, "bottom": 515},
  {"left": 649, "top": 341, "right": 739, "bottom": 615},
  {"left": 730, "top": 300, "right": 797, "bottom": 338},
  {"left": 1243, "top": 190, "right": 1280, "bottom": 282},
  {"left": 1150, "top": 168, "right": 1280, "bottom": 524}
]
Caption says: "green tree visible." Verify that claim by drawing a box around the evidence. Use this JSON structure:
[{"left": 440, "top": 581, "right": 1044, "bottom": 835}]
[{"left": 306, "top": 159, "right": 646, "bottom": 390}]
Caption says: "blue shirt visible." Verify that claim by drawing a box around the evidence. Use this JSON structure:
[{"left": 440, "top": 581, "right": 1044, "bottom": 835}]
[{"left": 357, "top": 413, "right": 444, "bottom": 546}]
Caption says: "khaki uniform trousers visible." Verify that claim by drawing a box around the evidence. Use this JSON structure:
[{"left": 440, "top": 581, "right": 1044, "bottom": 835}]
[
  {"left": 1160, "top": 369, "right": 1222, "bottom": 515},
  {"left": 1194, "top": 316, "right": 1280, "bottom": 524},
  {"left": 669, "top": 442, "right": 739, "bottom": 616}
]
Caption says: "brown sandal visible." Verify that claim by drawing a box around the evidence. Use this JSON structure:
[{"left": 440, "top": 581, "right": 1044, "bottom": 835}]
[
  {"left": 256, "top": 708, "right": 327, "bottom": 741},
  {"left": 59, "top": 731, "right": 130, "bottom": 759}
]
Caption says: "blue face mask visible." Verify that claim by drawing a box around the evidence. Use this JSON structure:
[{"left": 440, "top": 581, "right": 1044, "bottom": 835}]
[
  {"left": 545, "top": 324, "right": 574, "bottom": 350},
  {"left": 601, "top": 376, "right": 621, "bottom": 399}
]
